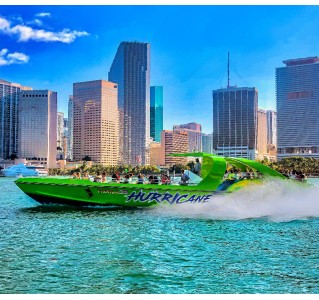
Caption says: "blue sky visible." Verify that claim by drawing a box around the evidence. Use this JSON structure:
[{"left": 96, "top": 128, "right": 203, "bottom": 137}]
[{"left": 1, "top": 5, "right": 319, "bottom": 133}]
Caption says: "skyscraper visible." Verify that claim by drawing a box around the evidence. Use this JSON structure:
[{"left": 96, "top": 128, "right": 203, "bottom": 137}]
[
  {"left": 0, "top": 79, "right": 31, "bottom": 160},
  {"left": 276, "top": 56, "right": 319, "bottom": 159},
  {"left": 63, "top": 117, "right": 68, "bottom": 160},
  {"left": 18, "top": 90, "right": 57, "bottom": 168},
  {"left": 173, "top": 122, "right": 202, "bottom": 153},
  {"left": 202, "top": 133, "right": 213, "bottom": 154},
  {"left": 266, "top": 110, "right": 277, "bottom": 146},
  {"left": 57, "top": 112, "right": 64, "bottom": 159},
  {"left": 257, "top": 109, "right": 268, "bottom": 160},
  {"left": 212, "top": 87, "right": 258, "bottom": 159},
  {"left": 109, "top": 41, "right": 151, "bottom": 165},
  {"left": 73, "top": 80, "right": 119, "bottom": 165},
  {"left": 150, "top": 86, "right": 163, "bottom": 142},
  {"left": 67, "top": 96, "right": 74, "bottom": 160}
]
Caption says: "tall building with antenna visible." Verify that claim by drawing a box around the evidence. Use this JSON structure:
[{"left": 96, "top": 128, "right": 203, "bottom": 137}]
[{"left": 212, "top": 54, "right": 259, "bottom": 159}]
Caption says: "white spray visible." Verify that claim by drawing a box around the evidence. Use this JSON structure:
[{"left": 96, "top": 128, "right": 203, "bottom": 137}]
[{"left": 152, "top": 179, "right": 319, "bottom": 222}]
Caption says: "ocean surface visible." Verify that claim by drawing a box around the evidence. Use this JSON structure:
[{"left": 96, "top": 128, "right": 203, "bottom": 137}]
[{"left": 0, "top": 177, "right": 319, "bottom": 294}]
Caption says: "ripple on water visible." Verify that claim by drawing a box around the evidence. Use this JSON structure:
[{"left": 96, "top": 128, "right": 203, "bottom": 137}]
[{"left": 0, "top": 178, "right": 319, "bottom": 293}]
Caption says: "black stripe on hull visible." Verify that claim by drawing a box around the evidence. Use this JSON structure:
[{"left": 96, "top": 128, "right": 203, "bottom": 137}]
[{"left": 26, "top": 193, "right": 117, "bottom": 207}]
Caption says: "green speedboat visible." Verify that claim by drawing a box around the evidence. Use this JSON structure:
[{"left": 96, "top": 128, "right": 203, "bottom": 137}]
[{"left": 15, "top": 153, "right": 285, "bottom": 207}]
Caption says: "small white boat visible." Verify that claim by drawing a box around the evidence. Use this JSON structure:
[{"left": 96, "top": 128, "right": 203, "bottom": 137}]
[{"left": 2, "top": 163, "right": 48, "bottom": 178}]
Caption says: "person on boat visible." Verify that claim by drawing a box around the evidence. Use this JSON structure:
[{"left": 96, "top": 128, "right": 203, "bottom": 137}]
[
  {"left": 123, "top": 174, "right": 130, "bottom": 183},
  {"left": 227, "top": 169, "right": 236, "bottom": 181},
  {"left": 161, "top": 173, "right": 171, "bottom": 185},
  {"left": 101, "top": 171, "right": 107, "bottom": 183},
  {"left": 148, "top": 175, "right": 154, "bottom": 184},
  {"left": 295, "top": 171, "right": 306, "bottom": 182},
  {"left": 94, "top": 172, "right": 102, "bottom": 182},
  {"left": 179, "top": 169, "right": 190, "bottom": 186},
  {"left": 82, "top": 172, "right": 89, "bottom": 180},
  {"left": 151, "top": 175, "right": 159, "bottom": 184},
  {"left": 112, "top": 172, "right": 120, "bottom": 183},
  {"left": 290, "top": 169, "right": 297, "bottom": 180},
  {"left": 137, "top": 173, "right": 144, "bottom": 184},
  {"left": 193, "top": 158, "right": 202, "bottom": 176}
]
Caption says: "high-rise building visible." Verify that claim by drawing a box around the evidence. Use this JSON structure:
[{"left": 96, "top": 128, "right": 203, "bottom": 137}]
[
  {"left": 257, "top": 109, "right": 268, "bottom": 160},
  {"left": 161, "top": 129, "right": 188, "bottom": 166},
  {"left": 202, "top": 133, "right": 213, "bottom": 154},
  {"left": 18, "top": 90, "right": 57, "bottom": 168},
  {"left": 109, "top": 41, "right": 151, "bottom": 165},
  {"left": 57, "top": 112, "right": 64, "bottom": 159},
  {"left": 67, "top": 96, "right": 73, "bottom": 160},
  {"left": 212, "top": 86, "right": 258, "bottom": 159},
  {"left": 276, "top": 56, "right": 319, "bottom": 159},
  {"left": 73, "top": 80, "right": 119, "bottom": 165},
  {"left": 150, "top": 86, "right": 163, "bottom": 142},
  {"left": 173, "top": 122, "right": 202, "bottom": 153},
  {"left": 0, "top": 79, "right": 31, "bottom": 160},
  {"left": 62, "top": 117, "right": 68, "bottom": 160},
  {"left": 266, "top": 110, "right": 277, "bottom": 146}
]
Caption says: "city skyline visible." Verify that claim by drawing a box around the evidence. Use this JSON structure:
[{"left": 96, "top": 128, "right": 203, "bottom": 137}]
[{"left": 2, "top": 5, "right": 319, "bottom": 133}]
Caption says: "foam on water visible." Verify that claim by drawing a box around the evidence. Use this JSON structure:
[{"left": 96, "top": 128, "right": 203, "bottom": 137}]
[{"left": 152, "top": 179, "right": 319, "bottom": 221}]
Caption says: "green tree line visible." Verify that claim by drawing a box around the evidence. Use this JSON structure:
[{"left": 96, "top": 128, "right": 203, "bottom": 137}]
[{"left": 48, "top": 156, "right": 319, "bottom": 177}]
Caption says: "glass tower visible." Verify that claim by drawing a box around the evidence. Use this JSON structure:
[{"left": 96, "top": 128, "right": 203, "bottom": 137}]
[
  {"left": 276, "top": 57, "right": 319, "bottom": 159},
  {"left": 0, "top": 79, "right": 31, "bottom": 159},
  {"left": 150, "top": 86, "right": 163, "bottom": 142},
  {"left": 109, "top": 41, "right": 151, "bottom": 166}
]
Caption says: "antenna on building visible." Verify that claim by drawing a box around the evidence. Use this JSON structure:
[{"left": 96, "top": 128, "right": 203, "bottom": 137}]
[{"left": 227, "top": 52, "right": 230, "bottom": 88}]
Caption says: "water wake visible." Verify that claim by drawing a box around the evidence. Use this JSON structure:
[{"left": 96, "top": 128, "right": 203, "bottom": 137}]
[{"left": 152, "top": 179, "right": 319, "bottom": 221}]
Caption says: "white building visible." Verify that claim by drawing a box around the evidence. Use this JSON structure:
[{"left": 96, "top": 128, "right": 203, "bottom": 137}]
[{"left": 18, "top": 90, "right": 57, "bottom": 168}]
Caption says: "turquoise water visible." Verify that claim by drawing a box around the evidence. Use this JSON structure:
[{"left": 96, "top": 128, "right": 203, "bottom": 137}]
[{"left": 0, "top": 177, "right": 319, "bottom": 294}]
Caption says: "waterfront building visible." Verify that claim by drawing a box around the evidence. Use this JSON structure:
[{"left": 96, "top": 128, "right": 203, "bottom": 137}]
[
  {"left": 276, "top": 56, "right": 319, "bottom": 159},
  {"left": 73, "top": 80, "right": 119, "bottom": 165},
  {"left": 150, "top": 86, "right": 163, "bottom": 142},
  {"left": 202, "top": 133, "right": 213, "bottom": 154},
  {"left": 18, "top": 90, "right": 57, "bottom": 168},
  {"left": 257, "top": 109, "right": 268, "bottom": 160},
  {"left": 57, "top": 112, "right": 64, "bottom": 159},
  {"left": 161, "top": 130, "right": 188, "bottom": 166},
  {"left": 266, "top": 110, "right": 277, "bottom": 146},
  {"left": 149, "top": 141, "right": 163, "bottom": 166},
  {"left": 173, "top": 122, "right": 202, "bottom": 153},
  {"left": 67, "top": 96, "right": 73, "bottom": 160},
  {"left": 63, "top": 117, "right": 68, "bottom": 160},
  {"left": 0, "top": 79, "right": 31, "bottom": 160},
  {"left": 109, "top": 41, "right": 151, "bottom": 165},
  {"left": 212, "top": 86, "right": 258, "bottom": 159}
]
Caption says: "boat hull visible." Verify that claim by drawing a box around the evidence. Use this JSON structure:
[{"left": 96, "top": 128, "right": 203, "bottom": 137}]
[{"left": 15, "top": 178, "right": 216, "bottom": 207}]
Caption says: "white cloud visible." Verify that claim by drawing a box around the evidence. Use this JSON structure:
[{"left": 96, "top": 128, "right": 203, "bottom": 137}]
[
  {"left": 27, "top": 18, "right": 43, "bottom": 27},
  {"left": 0, "top": 16, "right": 89, "bottom": 43},
  {"left": 0, "top": 48, "right": 8, "bottom": 56},
  {"left": 0, "top": 48, "right": 29, "bottom": 66},
  {"left": 36, "top": 12, "right": 51, "bottom": 18}
]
